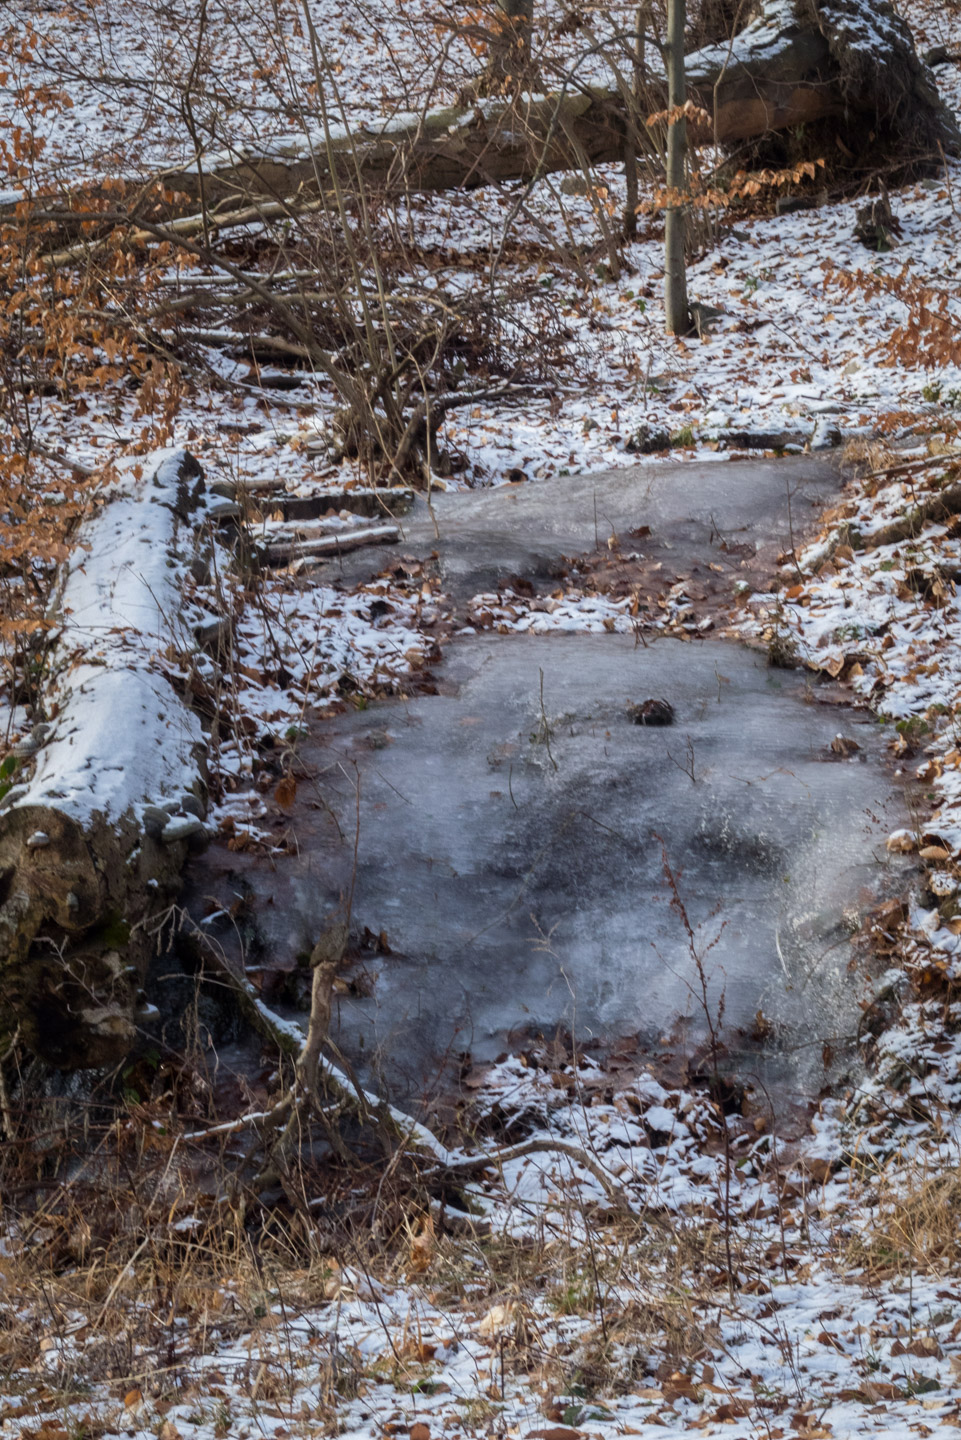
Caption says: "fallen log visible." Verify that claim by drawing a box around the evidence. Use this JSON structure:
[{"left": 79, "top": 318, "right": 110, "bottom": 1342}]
[
  {"left": 126, "top": 0, "right": 959, "bottom": 212},
  {"left": 137, "top": 3, "right": 958, "bottom": 206},
  {"left": 257, "top": 522, "right": 400, "bottom": 568},
  {"left": 0, "top": 449, "right": 216, "bottom": 1068},
  {"left": 6, "top": 2, "right": 954, "bottom": 241}
]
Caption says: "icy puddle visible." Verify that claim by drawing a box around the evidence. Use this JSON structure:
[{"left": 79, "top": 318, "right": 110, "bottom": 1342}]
[{"left": 271, "top": 633, "right": 910, "bottom": 1093}]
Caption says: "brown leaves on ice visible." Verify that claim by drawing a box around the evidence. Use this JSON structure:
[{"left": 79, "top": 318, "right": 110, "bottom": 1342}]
[{"left": 274, "top": 774, "right": 298, "bottom": 808}]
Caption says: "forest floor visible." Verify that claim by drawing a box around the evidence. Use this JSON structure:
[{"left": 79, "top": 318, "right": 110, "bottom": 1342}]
[{"left": 5, "top": 0, "right": 961, "bottom": 1438}]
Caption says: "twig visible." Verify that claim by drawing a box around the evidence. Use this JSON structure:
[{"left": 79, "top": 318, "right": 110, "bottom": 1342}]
[{"left": 28, "top": 442, "right": 98, "bottom": 479}]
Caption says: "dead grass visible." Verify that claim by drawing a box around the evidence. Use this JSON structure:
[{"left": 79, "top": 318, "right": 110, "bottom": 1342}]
[
  {"left": 0, "top": 1081, "right": 740, "bottom": 1423},
  {"left": 844, "top": 1162, "right": 961, "bottom": 1278},
  {"left": 840, "top": 436, "right": 902, "bottom": 476}
]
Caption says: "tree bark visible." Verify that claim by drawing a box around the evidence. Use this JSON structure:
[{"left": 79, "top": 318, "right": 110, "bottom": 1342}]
[
  {"left": 684, "top": 0, "right": 960, "bottom": 159},
  {"left": 489, "top": 0, "right": 535, "bottom": 87},
  {"left": 664, "top": 0, "right": 690, "bottom": 336}
]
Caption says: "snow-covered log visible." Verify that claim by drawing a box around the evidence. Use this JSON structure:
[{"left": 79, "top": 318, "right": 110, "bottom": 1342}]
[
  {"left": 142, "top": 0, "right": 956, "bottom": 210},
  {"left": 154, "top": 89, "right": 626, "bottom": 205},
  {"left": 0, "top": 450, "right": 214, "bottom": 1069},
  {"left": 0, "top": 1, "right": 954, "bottom": 246}
]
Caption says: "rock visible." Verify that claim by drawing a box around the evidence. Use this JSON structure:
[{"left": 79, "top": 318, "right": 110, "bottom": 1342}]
[
  {"left": 187, "top": 823, "right": 211, "bottom": 855},
  {"left": 525, "top": 1430, "right": 584, "bottom": 1440},
  {"left": 559, "top": 175, "right": 594, "bottom": 196},
  {"left": 924, "top": 43, "right": 952, "bottom": 66},
  {"left": 810, "top": 416, "right": 842, "bottom": 451},
  {"left": 629, "top": 698, "right": 675, "bottom": 726},
  {"left": 142, "top": 805, "right": 171, "bottom": 841},
  {"left": 690, "top": 300, "right": 724, "bottom": 336},
  {"left": 11, "top": 723, "right": 51, "bottom": 758},
  {"left": 719, "top": 428, "right": 801, "bottom": 450},
  {"left": 161, "top": 814, "right": 206, "bottom": 845},
  {"left": 625, "top": 424, "right": 672, "bottom": 455},
  {"left": 192, "top": 615, "right": 232, "bottom": 654},
  {"left": 776, "top": 194, "right": 817, "bottom": 215}
]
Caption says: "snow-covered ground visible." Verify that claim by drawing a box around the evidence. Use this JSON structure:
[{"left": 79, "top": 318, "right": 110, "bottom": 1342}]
[
  {"left": 6, "top": 1040, "right": 961, "bottom": 1439},
  {"left": 6, "top": 1, "right": 961, "bottom": 1436},
  {"left": 4, "top": 0, "right": 961, "bottom": 490}
]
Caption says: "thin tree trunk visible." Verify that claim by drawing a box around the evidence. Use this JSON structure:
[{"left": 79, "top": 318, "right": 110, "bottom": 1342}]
[
  {"left": 664, "top": 0, "right": 689, "bottom": 335},
  {"left": 490, "top": 0, "right": 534, "bottom": 86},
  {"left": 622, "top": 2, "right": 649, "bottom": 240}
]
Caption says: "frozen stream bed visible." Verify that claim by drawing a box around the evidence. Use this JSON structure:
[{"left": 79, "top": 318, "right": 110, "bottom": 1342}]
[{"left": 237, "top": 632, "right": 911, "bottom": 1096}]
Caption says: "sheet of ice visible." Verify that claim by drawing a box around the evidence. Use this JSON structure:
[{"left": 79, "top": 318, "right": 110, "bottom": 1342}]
[{"left": 244, "top": 633, "right": 911, "bottom": 1094}]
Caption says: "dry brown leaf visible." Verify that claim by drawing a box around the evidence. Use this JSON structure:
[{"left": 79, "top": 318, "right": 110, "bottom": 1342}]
[
  {"left": 525, "top": 1429, "right": 584, "bottom": 1440},
  {"left": 274, "top": 774, "right": 297, "bottom": 808}
]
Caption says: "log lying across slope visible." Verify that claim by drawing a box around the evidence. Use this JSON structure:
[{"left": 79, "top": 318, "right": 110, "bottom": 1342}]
[
  {"left": 0, "top": 450, "right": 215, "bottom": 1069},
  {"left": 684, "top": 0, "right": 959, "bottom": 151},
  {"left": 147, "top": 0, "right": 957, "bottom": 209}
]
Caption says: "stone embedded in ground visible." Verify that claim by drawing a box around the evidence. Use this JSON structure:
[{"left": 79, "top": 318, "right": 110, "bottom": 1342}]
[{"left": 628, "top": 697, "right": 675, "bottom": 726}]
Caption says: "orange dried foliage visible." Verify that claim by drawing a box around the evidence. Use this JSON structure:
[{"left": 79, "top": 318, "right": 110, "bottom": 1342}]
[
  {"left": 0, "top": 23, "right": 187, "bottom": 699},
  {"left": 641, "top": 159, "right": 825, "bottom": 215},
  {"left": 824, "top": 261, "right": 961, "bottom": 370}
]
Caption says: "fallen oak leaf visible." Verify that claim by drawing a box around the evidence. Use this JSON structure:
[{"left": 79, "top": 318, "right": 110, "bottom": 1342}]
[
  {"left": 526, "top": 1430, "right": 584, "bottom": 1440},
  {"left": 715, "top": 1398, "right": 751, "bottom": 1420},
  {"left": 274, "top": 774, "right": 297, "bottom": 808}
]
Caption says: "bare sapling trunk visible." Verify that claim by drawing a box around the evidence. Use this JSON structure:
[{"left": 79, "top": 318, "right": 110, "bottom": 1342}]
[
  {"left": 623, "top": 2, "right": 652, "bottom": 240},
  {"left": 664, "top": 0, "right": 689, "bottom": 335}
]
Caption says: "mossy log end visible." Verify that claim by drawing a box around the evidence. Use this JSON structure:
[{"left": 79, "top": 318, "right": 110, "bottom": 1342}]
[{"left": 0, "top": 804, "right": 198, "bottom": 1068}]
